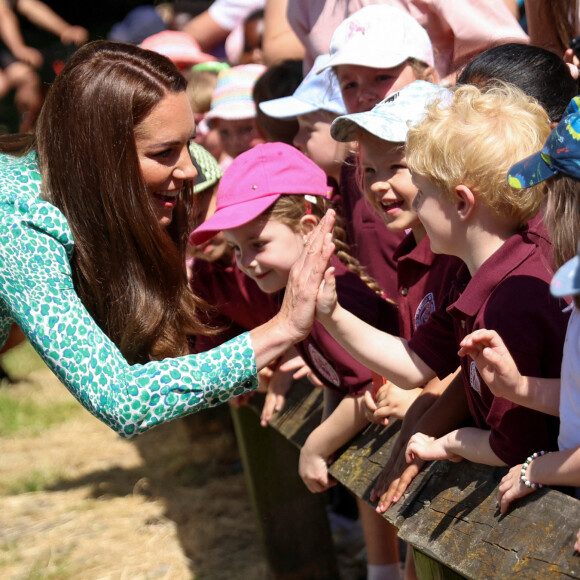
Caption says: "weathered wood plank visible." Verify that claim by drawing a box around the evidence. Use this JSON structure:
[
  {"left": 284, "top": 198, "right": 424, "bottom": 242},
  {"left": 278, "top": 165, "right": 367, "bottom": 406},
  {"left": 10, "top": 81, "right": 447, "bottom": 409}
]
[
  {"left": 231, "top": 402, "right": 340, "bottom": 580},
  {"left": 239, "top": 379, "right": 580, "bottom": 579}
]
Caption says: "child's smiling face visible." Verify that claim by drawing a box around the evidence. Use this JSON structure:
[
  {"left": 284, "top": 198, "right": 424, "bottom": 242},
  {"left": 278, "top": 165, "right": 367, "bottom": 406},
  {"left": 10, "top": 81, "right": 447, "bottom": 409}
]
[
  {"left": 225, "top": 215, "right": 306, "bottom": 293},
  {"left": 359, "top": 133, "right": 423, "bottom": 238},
  {"left": 335, "top": 63, "right": 419, "bottom": 114}
]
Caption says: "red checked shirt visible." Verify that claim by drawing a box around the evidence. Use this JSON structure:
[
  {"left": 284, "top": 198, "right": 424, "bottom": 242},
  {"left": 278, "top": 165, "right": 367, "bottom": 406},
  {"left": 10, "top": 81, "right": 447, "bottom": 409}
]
[{"left": 409, "top": 230, "right": 568, "bottom": 465}]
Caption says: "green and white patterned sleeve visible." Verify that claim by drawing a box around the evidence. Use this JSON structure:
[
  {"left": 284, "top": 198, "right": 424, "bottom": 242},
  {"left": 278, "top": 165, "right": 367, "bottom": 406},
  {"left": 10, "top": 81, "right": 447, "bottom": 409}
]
[{"left": 0, "top": 153, "right": 258, "bottom": 438}]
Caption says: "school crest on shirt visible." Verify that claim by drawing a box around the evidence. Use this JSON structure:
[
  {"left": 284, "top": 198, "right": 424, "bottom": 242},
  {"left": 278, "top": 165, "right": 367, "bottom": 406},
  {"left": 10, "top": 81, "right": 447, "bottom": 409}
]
[
  {"left": 469, "top": 360, "right": 482, "bottom": 396},
  {"left": 308, "top": 344, "right": 341, "bottom": 387},
  {"left": 414, "top": 292, "right": 436, "bottom": 329}
]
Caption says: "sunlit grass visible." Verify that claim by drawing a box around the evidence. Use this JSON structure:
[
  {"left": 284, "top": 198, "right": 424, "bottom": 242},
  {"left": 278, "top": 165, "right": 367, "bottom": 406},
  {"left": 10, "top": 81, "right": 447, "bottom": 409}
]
[
  {"left": 0, "top": 340, "right": 46, "bottom": 380},
  {"left": 0, "top": 468, "right": 65, "bottom": 496},
  {"left": 0, "top": 340, "right": 79, "bottom": 437},
  {"left": 0, "top": 390, "right": 80, "bottom": 437}
]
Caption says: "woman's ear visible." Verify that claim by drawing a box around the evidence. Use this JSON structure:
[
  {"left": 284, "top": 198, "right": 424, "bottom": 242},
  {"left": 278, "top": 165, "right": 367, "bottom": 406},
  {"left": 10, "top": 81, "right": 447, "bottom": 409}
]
[
  {"left": 299, "top": 214, "right": 319, "bottom": 237},
  {"left": 454, "top": 184, "right": 476, "bottom": 221}
]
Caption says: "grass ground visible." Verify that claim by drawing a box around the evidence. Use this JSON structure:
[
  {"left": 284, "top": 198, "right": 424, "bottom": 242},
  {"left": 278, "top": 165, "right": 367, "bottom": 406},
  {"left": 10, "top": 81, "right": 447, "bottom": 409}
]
[{"left": 0, "top": 341, "right": 268, "bottom": 580}]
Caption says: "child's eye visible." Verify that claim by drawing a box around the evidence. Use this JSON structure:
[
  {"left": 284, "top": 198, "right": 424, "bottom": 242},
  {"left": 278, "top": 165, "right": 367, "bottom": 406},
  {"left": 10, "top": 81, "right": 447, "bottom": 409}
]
[
  {"left": 341, "top": 81, "right": 357, "bottom": 91},
  {"left": 252, "top": 241, "right": 266, "bottom": 250}
]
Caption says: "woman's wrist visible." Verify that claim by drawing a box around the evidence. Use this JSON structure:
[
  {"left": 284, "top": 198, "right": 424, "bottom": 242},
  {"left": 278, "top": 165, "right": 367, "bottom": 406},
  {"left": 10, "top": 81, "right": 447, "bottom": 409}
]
[{"left": 250, "top": 316, "right": 301, "bottom": 371}]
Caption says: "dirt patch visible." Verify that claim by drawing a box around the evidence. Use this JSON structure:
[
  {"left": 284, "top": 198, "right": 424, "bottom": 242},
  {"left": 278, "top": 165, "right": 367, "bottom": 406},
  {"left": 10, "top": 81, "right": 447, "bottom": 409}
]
[{"left": 0, "top": 369, "right": 268, "bottom": 580}]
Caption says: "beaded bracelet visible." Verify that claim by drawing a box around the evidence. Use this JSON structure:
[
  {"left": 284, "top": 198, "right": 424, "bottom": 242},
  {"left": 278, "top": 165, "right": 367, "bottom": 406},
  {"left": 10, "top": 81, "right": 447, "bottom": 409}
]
[{"left": 520, "top": 451, "right": 550, "bottom": 489}]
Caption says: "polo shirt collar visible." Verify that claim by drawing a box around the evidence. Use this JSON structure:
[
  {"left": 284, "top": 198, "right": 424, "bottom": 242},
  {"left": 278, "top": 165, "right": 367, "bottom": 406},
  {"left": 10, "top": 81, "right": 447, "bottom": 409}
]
[
  {"left": 448, "top": 230, "right": 535, "bottom": 319},
  {"left": 393, "top": 232, "right": 433, "bottom": 266}
]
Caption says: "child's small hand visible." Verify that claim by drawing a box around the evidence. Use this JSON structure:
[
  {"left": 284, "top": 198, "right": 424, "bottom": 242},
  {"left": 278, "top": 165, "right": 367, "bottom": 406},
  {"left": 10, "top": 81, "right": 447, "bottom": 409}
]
[
  {"left": 363, "top": 390, "right": 381, "bottom": 424},
  {"left": 374, "top": 381, "right": 421, "bottom": 423},
  {"left": 279, "top": 355, "right": 324, "bottom": 388},
  {"left": 575, "top": 527, "right": 580, "bottom": 552},
  {"left": 260, "top": 366, "right": 294, "bottom": 427},
  {"left": 298, "top": 444, "right": 337, "bottom": 493},
  {"left": 458, "top": 329, "right": 522, "bottom": 400},
  {"left": 315, "top": 266, "right": 338, "bottom": 321},
  {"left": 497, "top": 462, "right": 536, "bottom": 514},
  {"left": 405, "top": 432, "right": 463, "bottom": 463}
]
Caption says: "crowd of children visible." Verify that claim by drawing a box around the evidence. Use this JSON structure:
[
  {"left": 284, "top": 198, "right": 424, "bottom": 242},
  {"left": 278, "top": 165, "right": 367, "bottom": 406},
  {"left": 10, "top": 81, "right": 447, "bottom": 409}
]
[
  {"left": 130, "top": 2, "right": 580, "bottom": 579},
  {"left": 4, "top": 1, "right": 580, "bottom": 578}
]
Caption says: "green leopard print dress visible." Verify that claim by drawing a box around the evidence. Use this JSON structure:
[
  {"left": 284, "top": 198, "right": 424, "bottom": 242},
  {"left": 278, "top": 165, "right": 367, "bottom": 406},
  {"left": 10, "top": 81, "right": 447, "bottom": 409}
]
[{"left": 0, "top": 151, "right": 257, "bottom": 438}]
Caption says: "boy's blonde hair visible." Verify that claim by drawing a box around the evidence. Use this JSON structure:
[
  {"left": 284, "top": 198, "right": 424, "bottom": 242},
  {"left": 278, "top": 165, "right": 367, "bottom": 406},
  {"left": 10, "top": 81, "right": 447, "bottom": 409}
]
[{"left": 406, "top": 83, "right": 551, "bottom": 227}]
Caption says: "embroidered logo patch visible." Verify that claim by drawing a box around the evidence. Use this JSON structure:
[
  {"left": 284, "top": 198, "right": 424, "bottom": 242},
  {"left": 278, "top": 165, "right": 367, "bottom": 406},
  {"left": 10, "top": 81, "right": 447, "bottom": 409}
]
[
  {"left": 414, "top": 292, "right": 435, "bottom": 329},
  {"left": 308, "top": 343, "right": 341, "bottom": 387},
  {"left": 469, "top": 360, "right": 481, "bottom": 396}
]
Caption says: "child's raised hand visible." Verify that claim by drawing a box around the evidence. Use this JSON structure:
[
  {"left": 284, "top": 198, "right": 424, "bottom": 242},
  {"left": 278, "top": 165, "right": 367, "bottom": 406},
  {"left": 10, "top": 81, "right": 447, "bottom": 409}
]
[
  {"left": 278, "top": 210, "right": 335, "bottom": 342},
  {"left": 298, "top": 444, "right": 337, "bottom": 493},
  {"left": 458, "top": 329, "right": 522, "bottom": 400},
  {"left": 497, "top": 462, "right": 536, "bottom": 514},
  {"left": 315, "top": 265, "right": 338, "bottom": 321}
]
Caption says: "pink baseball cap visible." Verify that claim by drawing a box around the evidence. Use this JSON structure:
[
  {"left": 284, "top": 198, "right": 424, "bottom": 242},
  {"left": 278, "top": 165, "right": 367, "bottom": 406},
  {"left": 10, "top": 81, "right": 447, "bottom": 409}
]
[{"left": 190, "top": 142, "right": 332, "bottom": 245}]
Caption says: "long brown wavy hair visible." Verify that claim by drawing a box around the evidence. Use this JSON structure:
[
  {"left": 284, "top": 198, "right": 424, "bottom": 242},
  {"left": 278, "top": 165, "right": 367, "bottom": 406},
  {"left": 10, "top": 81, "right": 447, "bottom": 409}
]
[{"left": 2, "top": 41, "right": 212, "bottom": 363}]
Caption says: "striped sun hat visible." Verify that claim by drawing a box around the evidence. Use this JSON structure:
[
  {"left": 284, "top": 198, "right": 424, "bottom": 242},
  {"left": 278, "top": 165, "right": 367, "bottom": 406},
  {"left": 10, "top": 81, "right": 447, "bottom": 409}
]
[{"left": 205, "top": 64, "right": 266, "bottom": 122}]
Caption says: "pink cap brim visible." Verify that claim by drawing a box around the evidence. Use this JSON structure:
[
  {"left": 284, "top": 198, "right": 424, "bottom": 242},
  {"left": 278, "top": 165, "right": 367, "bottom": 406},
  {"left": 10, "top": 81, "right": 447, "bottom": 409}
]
[{"left": 189, "top": 193, "right": 280, "bottom": 246}]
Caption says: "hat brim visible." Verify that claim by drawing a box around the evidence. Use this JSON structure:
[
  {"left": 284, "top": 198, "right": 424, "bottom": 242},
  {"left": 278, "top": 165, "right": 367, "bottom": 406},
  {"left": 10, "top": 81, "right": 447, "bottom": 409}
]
[
  {"left": 507, "top": 151, "right": 557, "bottom": 189},
  {"left": 189, "top": 194, "right": 280, "bottom": 246},
  {"left": 331, "top": 111, "right": 408, "bottom": 143},
  {"left": 259, "top": 96, "right": 318, "bottom": 119},
  {"left": 317, "top": 50, "right": 408, "bottom": 74},
  {"left": 551, "top": 254, "right": 580, "bottom": 297}
]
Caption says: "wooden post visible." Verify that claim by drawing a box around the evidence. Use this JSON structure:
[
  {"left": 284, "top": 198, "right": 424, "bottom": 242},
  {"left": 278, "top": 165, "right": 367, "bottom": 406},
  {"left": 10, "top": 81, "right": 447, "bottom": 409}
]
[{"left": 231, "top": 393, "right": 340, "bottom": 580}]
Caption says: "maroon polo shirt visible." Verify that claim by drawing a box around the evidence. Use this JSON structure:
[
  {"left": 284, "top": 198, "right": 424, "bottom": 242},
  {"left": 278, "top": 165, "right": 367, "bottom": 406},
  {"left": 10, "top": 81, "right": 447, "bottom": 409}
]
[
  {"left": 408, "top": 231, "right": 568, "bottom": 465},
  {"left": 190, "top": 256, "right": 279, "bottom": 352},
  {"left": 335, "top": 159, "right": 405, "bottom": 302},
  {"left": 296, "top": 255, "right": 399, "bottom": 397},
  {"left": 394, "top": 233, "right": 464, "bottom": 341}
]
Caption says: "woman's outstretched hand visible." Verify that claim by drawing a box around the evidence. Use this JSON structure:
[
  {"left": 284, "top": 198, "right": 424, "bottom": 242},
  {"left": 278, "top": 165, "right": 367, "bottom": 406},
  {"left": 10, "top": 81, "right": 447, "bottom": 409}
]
[
  {"left": 277, "top": 209, "right": 336, "bottom": 342},
  {"left": 251, "top": 210, "right": 336, "bottom": 372}
]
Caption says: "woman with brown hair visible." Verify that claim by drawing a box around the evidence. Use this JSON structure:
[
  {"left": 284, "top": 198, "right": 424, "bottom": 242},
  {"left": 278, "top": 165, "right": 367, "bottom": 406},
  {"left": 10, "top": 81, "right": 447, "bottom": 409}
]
[{"left": 0, "top": 40, "right": 334, "bottom": 437}]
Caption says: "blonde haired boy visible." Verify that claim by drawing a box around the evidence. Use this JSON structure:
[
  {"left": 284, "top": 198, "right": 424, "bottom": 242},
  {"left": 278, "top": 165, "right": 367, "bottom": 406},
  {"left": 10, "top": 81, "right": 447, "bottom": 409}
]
[{"left": 315, "top": 83, "right": 569, "bottom": 483}]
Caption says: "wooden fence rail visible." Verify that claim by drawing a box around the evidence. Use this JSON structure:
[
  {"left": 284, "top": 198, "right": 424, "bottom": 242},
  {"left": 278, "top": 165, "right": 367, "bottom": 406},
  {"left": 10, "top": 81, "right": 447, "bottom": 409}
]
[{"left": 231, "top": 378, "right": 580, "bottom": 580}]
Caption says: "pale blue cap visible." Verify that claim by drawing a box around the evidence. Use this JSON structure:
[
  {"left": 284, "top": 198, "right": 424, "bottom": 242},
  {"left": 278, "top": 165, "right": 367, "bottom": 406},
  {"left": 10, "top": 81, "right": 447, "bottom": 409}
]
[
  {"left": 259, "top": 54, "right": 346, "bottom": 119},
  {"left": 330, "top": 80, "right": 448, "bottom": 143},
  {"left": 551, "top": 241, "right": 580, "bottom": 298}
]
